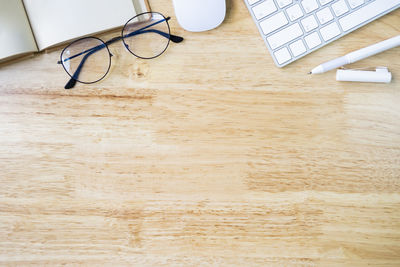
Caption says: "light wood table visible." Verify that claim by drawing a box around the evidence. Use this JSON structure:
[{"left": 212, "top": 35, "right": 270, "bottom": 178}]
[{"left": 1, "top": 1, "right": 400, "bottom": 266}]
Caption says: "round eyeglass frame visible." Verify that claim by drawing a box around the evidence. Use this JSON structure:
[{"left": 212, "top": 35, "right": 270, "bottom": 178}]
[
  {"left": 59, "top": 11, "right": 172, "bottom": 85},
  {"left": 121, "top": 11, "right": 172, "bottom": 60},
  {"left": 59, "top": 36, "right": 112, "bottom": 84}
]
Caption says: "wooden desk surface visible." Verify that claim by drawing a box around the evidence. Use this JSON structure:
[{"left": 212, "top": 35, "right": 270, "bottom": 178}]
[{"left": 1, "top": 1, "right": 399, "bottom": 266}]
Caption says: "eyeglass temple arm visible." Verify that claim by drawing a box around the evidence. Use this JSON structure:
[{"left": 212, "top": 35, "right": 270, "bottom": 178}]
[
  {"left": 105, "top": 30, "right": 183, "bottom": 46},
  {"left": 122, "top": 16, "right": 183, "bottom": 43},
  {"left": 124, "top": 29, "right": 183, "bottom": 43},
  {"left": 63, "top": 47, "right": 100, "bottom": 89}
]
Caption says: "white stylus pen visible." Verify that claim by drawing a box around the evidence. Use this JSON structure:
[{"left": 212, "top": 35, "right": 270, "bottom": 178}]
[{"left": 309, "top": 35, "right": 400, "bottom": 74}]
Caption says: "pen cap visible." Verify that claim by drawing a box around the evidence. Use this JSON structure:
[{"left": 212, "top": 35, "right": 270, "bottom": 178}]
[{"left": 336, "top": 67, "right": 392, "bottom": 83}]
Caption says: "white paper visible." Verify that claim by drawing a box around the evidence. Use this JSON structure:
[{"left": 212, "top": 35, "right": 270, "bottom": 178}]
[
  {"left": 23, "top": 0, "right": 140, "bottom": 50},
  {"left": 0, "top": 0, "right": 38, "bottom": 61}
]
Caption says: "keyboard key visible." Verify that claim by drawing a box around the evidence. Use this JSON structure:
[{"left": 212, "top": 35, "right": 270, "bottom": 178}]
[
  {"left": 247, "top": 0, "right": 261, "bottom": 5},
  {"left": 260, "top": 12, "right": 288, "bottom": 35},
  {"left": 301, "top": 0, "right": 319, "bottom": 13},
  {"left": 252, "top": 0, "right": 277, "bottom": 20},
  {"left": 289, "top": 39, "right": 306, "bottom": 57},
  {"left": 320, "top": 21, "right": 341, "bottom": 41},
  {"left": 287, "top": 4, "right": 304, "bottom": 21},
  {"left": 316, "top": 7, "right": 334, "bottom": 24},
  {"left": 304, "top": 32, "right": 321, "bottom": 49},
  {"left": 339, "top": 0, "right": 400, "bottom": 32},
  {"left": 319, "top": 0, "right": 334, "bottom": 5},
  {"left": 348, "top": 0, "right": 364, "bottom": 9},
  {"left": 274, "top": 47, "right": 292, "bottom": 64},
  {"left": 267, "top": 23, "right": 303, "bottom": 49},
  {"left": 301, "top": 15, "right": 318, "bottom": 32},
  {"left": 332, "top": 0, "right": 349, "bottom": 16},
  {"left": 277, "top": 0, "right": 292, "bottom": 8}
]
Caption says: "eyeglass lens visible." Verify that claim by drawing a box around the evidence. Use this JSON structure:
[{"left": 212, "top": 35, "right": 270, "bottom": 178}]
[
  {"left": 61, "top": 37, "right": 111, "bottom": 84},
  {"left": 122, "top": 12, "right": 171, "bottom": 59}
]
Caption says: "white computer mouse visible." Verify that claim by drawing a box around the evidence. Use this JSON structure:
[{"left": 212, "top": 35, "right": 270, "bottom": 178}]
[{"left": 172, "top": 0, "right": 226, "bottom": 32}]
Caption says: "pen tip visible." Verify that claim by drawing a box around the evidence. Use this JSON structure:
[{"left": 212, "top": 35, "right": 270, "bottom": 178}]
[{"left": 307, "top": 71, "right": 312, "bottom": 75}]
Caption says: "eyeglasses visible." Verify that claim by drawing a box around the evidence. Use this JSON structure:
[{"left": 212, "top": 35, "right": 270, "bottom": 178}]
[{"left": 57, "top": 12, "right": 183, "bottom": 89}]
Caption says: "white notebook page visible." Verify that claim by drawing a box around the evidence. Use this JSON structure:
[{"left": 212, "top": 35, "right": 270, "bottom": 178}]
[
  {"left": 23, "top": 0, "right": 139, "bottom": 50},
  {"left": 0, "top": 0, "right": 38, "bottom": 60}
]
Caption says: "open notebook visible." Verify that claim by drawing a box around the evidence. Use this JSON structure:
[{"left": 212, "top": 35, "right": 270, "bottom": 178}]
[{"left": 0, "top": 0, "right": 149, "bottom": 62}]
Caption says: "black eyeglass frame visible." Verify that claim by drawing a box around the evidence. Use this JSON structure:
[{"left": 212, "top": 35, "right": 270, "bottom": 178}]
[
  {"left": 58, "top": 12, "right": 183, "bottom": 89},
  {"left": 59, "top": 36, "right": 113, "bottom": 86}
]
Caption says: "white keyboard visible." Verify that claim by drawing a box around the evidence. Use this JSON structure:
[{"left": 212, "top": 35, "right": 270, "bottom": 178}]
[{"left": 244, "top": 0, "right": 400, "bottom": 67}]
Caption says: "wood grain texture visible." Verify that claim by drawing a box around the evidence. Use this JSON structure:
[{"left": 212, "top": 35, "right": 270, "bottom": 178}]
[{"left": 0, "top": 1, "right": 400, "bottom": 266}]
